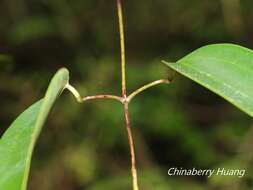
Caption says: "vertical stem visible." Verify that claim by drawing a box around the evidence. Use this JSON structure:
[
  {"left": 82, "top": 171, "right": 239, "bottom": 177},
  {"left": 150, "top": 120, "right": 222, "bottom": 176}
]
[
  {"left": 117, "top": 0, "right": 139, "bottom": 189},
  {"left": 124, "top": 103, "right": 139, "bottom": 190},
  {"left": 117, "top": 0, "right": 126, "bottom": 96}
]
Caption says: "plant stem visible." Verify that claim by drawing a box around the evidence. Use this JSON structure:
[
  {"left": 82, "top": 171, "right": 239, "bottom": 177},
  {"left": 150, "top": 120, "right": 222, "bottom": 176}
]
[
  {"left": 82, "top": 95, "right": 123, "bottom": 103},
  {"left": 66, "top": 84, "right": 123, "bottom": 103},
  {"left": 67, "top": 3, "right": 171, "bottom": 190},
  {"left": 117, "top": 1, "right": 140, "bottom": 190},
  {"left": 124, "top": 103, "right": 139, "bottom": 190},
  {"left": 127, "top": 79, "right": 170, "bottom": 102},
  {"left": 117, "top": 0, "right": 126, "bottom": 97}
]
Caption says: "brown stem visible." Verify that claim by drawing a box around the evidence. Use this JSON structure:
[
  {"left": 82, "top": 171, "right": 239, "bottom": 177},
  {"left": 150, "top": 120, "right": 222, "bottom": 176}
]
[
  {"left": 117, "top": 0, "right": 140, "bottom": 189},
  {"left": 82, "top": 95, "right": 123, "bottom": 103},
  {"left": 123, "top": 102, "right": 139, "bottom": 190},
  {"left": 67, "top": 2, "right": 170, "bottom": 189}
]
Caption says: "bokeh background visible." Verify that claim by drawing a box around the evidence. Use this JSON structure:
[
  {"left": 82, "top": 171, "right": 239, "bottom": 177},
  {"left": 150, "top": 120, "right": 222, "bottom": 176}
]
[{"left": 0, "top": 0, "right": 253, "bottom": 189}]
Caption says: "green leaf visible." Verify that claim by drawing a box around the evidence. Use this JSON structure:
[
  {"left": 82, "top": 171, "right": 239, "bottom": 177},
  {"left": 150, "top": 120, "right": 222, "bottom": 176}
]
[
  {"left": 164, "top": 44, "right": 253, "bottom": 117},
  {"left": 0, "top": 68, "right": 69, "bottom": 190}
]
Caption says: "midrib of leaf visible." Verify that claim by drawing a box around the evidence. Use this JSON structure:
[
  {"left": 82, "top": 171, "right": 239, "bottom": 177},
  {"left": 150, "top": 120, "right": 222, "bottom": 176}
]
[
  {"left": 177, "top": 56, "right": 253, "bottom": 99},
  {"left": 178, "top": 59, "right": 253, "bottom": 99},
  {"left": 186, "top": 56, "right": 253, "bottom": 76},
  {"left": 178, "top": 60, "right": 251, "bottom": 103}
]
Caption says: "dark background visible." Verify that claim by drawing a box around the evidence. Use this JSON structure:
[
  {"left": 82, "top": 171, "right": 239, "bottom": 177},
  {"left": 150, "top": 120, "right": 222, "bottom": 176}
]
[{"left": 0, "top": 0, "right": 252, "bottom": 189}]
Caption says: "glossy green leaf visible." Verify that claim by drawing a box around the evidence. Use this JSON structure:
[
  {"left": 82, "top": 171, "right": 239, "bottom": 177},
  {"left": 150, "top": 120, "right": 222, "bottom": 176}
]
[
  {"left": 0, "top": 68, "right": 69, "bottom": 190},
  {"left": 164, "top": 44, "right": 253, "bottom": 117}
]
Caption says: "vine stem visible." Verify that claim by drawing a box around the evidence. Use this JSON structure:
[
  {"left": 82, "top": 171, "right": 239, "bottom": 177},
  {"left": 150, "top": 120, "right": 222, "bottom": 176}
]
[
  {"left": 124, "top": 103, "right": 139, "bottom": 190},
  {"left": 117, "top": 0, "right": 140, "bottom": 190},
  {"left": 117, "top": 0, "right": 126, "bottom": 97},
  {"left": 82, "top": 94, "right": 123, "bottom": 103},
  {"left": 66, "top": 2, "right": 171, "bottom": 190}
]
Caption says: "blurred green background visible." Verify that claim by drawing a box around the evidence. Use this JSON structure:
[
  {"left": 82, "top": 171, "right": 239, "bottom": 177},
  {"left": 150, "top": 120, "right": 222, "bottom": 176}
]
[{"left": 0, "top": 0, "right": 253, "bottom": 189}]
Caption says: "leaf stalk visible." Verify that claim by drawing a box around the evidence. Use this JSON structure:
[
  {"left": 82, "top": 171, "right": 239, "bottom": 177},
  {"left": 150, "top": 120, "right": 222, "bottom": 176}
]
[{"left": 127, "top": 79, "right": 170, "bottom": 102}]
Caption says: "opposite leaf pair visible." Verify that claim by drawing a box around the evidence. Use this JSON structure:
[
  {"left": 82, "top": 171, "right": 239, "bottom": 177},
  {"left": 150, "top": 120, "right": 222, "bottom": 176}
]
[{"left": 0, "top": 43, "right": 252, "bottom": 190}]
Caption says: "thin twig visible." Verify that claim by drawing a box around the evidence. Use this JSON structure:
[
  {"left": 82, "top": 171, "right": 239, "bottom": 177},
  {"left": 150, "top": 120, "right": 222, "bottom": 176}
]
[
  {"left": 127, "top": 79, "right": 170, "bottom": 102},
  {"left": 124, "top": 103, "right": 139, "bottom": 190},
  {"left": 82, "top": 95, "right": 123, "bottom": 103},
  {"left": 117, "top": 1, "right": 140, "bottom": 190},
  {"left": 67, "top": 2, "right": 170, "bottom": 189},
  {"left": 117, "top": 0, "right": 126, "bottom": 97}
]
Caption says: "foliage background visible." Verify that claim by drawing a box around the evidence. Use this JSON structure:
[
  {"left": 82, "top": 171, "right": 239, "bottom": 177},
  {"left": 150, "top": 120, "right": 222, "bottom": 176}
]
[{"left": 0, "top": 0, "right": 252, "bottom": 189}]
